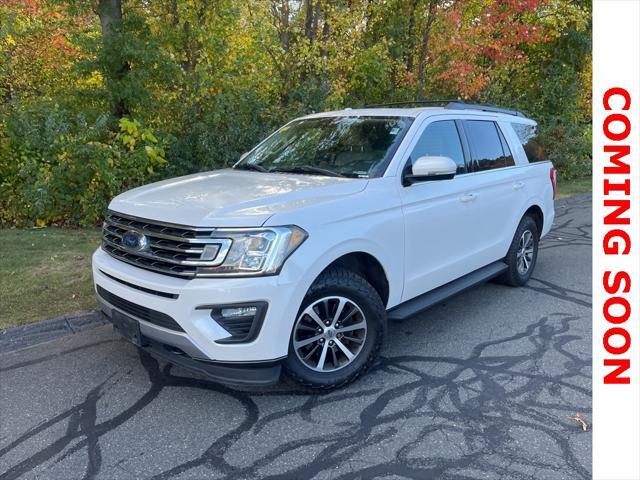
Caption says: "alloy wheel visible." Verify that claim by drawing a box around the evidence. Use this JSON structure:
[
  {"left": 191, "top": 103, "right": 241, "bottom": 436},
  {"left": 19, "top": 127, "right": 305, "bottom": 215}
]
[
  {"left": 516, "top": 229, "right": 535, "bottom": 275},
  {"left": 293, "top": 296, "right": 367, "bottom": 372}
]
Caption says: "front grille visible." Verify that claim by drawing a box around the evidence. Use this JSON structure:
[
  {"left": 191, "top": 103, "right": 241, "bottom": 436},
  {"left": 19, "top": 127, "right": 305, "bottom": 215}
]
[
  {"left": 102, "top": 211, "right": 230, "bottom": 278},
  {"left": 97, "top": 285, "right": 185, "bottom": 332}
]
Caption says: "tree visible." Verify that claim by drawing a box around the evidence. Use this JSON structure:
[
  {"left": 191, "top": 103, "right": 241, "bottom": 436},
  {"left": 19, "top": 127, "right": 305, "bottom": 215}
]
[
  {"left": 0, "top": 0, "right": 592, "bottom": 225},
  {"left": 96, "top": 0, "right": 128, "bottom": 118}
]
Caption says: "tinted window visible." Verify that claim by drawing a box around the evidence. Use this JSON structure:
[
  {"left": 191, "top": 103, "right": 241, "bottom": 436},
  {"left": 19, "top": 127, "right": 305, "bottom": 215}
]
[
  {"left": 511, "top": 123, "right": 548, "bottom": 163},
  {"left": 409, "top": 120, "right": 466, "bottom": 174},
  {"left": 464, "top": 120, "right": 515, "bottom": 172}
]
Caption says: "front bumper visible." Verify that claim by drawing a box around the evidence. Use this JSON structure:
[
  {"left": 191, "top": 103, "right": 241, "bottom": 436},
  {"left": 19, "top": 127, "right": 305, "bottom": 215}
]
[
  {"left": 93, "top": 247, "right": 306, "bottom": 367},
  {"left": 99, "top": 307, "right": 281, "bottom": 385}
]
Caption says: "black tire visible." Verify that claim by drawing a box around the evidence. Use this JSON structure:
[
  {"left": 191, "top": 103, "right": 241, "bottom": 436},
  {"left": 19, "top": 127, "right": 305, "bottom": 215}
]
[
  {"left": 284, "top": 267, "right": 387, "bottom": 391},
  {"left": 498, "top": 215, "right": 539, "bottom": 286}
]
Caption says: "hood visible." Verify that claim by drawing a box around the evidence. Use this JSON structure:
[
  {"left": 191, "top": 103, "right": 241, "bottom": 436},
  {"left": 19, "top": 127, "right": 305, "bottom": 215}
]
[{"left": 108, "top": 168, "right": 367, "bottom": 227}]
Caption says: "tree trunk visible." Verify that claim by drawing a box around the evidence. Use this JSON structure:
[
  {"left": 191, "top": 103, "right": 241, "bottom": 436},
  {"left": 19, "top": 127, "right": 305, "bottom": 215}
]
[
  {"left": 319, "top": 11, "right": 330, "bottom": 57},
  {"left": 170, "top": 0, "right": 179, "bottom": 28},
  {"left": 268, "top": 0, "right": 291, "bottom": 105},
  {"left": 416, "top": 0, "right": 438, "bottom": 96},
  {"left": 405, "top": 0, "right": 420, "bottom": 72},
  {"left": 311, "top": 0, "right": 321, "bottom": 43},
  {"left": 304, "top": 0, "right": 314, "bottom": 42},
  {"left": 97, "top": 0, "right": 122, "bottom": 38},
  {"left": 96, "top": 0, "right": 129, "bottom": 119}
]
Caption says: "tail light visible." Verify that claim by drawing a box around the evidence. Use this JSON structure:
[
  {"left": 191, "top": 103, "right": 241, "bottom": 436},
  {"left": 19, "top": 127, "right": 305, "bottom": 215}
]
[{"left": 550, "top": 167, "right": 557, "bottom": 200}]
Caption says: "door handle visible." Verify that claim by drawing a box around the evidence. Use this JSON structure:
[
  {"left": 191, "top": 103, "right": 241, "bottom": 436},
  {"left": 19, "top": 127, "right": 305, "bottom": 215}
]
[
  {"left": 460, "top": 193, "right": 477, "bottom": 203},
  {"left": 513, "top": 181, "right": 525, "bottom": 190}
]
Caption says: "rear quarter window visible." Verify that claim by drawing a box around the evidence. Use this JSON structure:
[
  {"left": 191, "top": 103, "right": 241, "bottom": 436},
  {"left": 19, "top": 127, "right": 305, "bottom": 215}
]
[{"left": 511, "top": 123, "right": 548, "bottom": 163}]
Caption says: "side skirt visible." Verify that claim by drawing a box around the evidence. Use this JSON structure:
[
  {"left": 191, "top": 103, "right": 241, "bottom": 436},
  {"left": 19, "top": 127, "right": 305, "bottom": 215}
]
[{"left": 387, "top": 260, "right": 508, "bottom": 321}]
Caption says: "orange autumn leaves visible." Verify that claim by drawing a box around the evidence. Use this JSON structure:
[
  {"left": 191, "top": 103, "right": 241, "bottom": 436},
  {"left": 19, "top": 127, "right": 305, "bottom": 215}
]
[
  {"left": 429, "top": 0, "right": 548, "bottom": 98},
  {"left": 2, "top": 0, "right": 83, "bottom": 100}
]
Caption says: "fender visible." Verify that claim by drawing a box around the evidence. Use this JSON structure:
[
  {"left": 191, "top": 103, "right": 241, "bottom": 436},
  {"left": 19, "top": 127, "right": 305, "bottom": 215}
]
[
  {"left": 520, "top": 194, "right": 552, "bottom": 238},
  {"left": 278, "top": 237, "right": 403, "bottom": 313}
]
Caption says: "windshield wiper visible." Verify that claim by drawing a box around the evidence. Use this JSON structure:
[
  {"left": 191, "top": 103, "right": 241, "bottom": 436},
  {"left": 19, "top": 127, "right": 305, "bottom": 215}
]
[
  {"left": 269, "top": 165, "right": 345, "bottom": 178},
  {"left": 234, "top": 163, "right": 268, "bottom": 172}
]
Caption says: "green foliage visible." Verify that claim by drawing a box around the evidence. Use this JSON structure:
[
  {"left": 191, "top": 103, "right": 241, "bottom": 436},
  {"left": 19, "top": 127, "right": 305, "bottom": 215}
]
[
  {"left": 0, "top": 102, "right": 166, "bottom": 226},
  {"left": 541, "top": 120, "right": 591, "bottom": 180},
  {"left": 164, "top": 90, "right": 273, "bottom": 175},
  {"left": 0, "top": 0, "right": 592, "bottom": 226},
  {"left": 347, "top": 44, "right": 395, "bottom": 105}
]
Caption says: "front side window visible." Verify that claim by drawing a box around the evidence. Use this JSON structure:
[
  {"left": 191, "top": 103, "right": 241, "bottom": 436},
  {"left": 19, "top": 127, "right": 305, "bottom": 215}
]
[
  {"left": 511, "top": 123, "right": 548, "bottom": 163},
  {"left": 464, "top": 120, "right": 515, "bottom": 172},
  {"left": 235, "top": 116, "right": 412, "bottom": 178},
  {"left": 409, "top": 120, "right": 466, "bottom": 174}
]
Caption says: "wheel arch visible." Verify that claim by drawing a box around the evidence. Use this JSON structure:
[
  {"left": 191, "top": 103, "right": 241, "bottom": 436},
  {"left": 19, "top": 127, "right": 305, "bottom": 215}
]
[
  {"left": 291, "top": 238, "right": 400, "bottom": 309},
  {"left": 523, "top": 204, "right": 544, "bottom": 236},
  {"left": 316, "top": 252, "right": 390, "bottom": 307}
]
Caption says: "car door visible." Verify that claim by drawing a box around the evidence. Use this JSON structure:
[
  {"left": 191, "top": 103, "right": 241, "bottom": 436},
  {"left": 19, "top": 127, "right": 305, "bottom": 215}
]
[
  {"left": 398, "top": 118, "right": 485, "bottom": 302},
  {"left": 460, "top": 119, "right": 529, "bottom": 266}
]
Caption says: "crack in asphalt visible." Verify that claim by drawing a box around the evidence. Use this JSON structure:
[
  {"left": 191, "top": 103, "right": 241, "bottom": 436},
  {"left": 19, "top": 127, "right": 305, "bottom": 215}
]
[
  {"left": 0, "top": 195, "right": 592, "bottom": 480},
  {"left": 0, "top": 315, "right": 592, "bottom": 480},
  {"left": 525, "top": 278, "right": 592, "bottom": 309}
]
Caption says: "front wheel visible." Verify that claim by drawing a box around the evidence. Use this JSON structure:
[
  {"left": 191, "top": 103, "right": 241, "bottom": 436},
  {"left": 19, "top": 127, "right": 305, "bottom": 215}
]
[
  {"left": 498, "top": 215, "right": 539, "bottom": 286},
  {"left": 284, "top": 268, "right": 386, "bottom": 391}
]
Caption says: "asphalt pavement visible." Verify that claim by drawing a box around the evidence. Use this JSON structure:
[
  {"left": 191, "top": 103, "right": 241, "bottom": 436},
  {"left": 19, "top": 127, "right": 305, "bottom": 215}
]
[{"left": 0, "top": 194, "right": 592, "bottom": 480}]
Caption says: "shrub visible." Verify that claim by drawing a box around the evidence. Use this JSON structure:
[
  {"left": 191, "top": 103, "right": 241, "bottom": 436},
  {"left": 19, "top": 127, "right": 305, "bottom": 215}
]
[
  {"left": 163, "top": 91, "right": 273, "bottom": 176},
  {"left": 540, "top": 119, "right": 591, "bottom": 180},
  {"left": 0, "top": 104, "right": 166, "bottom": 226}
]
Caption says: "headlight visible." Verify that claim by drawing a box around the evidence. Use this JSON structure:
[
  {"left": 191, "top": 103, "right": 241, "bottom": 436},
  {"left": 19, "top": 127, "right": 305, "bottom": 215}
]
[{"left": 196, "top": 226, "right": 307, "bottom": 277}]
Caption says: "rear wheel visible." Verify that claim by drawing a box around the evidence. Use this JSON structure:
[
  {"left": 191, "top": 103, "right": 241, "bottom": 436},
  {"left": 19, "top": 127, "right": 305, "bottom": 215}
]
[
  {"left": 284, "top": 268, "right": 386, "bottom": 391},
  {"left": 498, "top": 215, "right": 539, "bottom": 286}
]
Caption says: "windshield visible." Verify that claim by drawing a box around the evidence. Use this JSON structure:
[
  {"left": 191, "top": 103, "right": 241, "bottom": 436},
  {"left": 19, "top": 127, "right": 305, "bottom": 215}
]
[{"left": 234, "top": 116, "right": 412, "bottom": 178}]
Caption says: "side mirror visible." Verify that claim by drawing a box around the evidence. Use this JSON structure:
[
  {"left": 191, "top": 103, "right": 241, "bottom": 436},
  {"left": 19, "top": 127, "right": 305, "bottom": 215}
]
[{"left": 403, "top": 156, "right": 457, "bottom": 186}]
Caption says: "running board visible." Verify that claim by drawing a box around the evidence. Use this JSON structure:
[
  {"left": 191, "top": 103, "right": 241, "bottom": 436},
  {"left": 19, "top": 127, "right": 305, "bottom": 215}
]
[{"left": 387, "top": 261, "right": 508, "bottom": 321}]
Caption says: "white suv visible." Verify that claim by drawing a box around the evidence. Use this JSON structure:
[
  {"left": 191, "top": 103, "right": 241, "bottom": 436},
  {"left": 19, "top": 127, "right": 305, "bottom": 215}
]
[{"left": 92, "top": 101, "right": 556, "bottom": 390}]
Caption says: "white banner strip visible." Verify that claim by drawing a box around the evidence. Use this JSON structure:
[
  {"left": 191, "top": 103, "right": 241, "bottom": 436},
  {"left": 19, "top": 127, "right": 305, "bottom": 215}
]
[{"left": 593, "top": 1, "right": 640, "bottom": 478}]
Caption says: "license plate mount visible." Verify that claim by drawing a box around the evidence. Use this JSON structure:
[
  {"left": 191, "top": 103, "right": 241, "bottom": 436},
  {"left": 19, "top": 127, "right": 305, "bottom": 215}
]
[{"left": 110, "top": 310, "right": 144, "bottom": 347}]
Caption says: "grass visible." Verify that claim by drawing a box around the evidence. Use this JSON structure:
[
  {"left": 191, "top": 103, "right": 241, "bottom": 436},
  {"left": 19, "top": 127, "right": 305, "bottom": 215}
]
[
  {"left": 0, "top": 228, "right": 102, "bottom": 329},
  {"left": 556, "top": 176, "right": 592, "bottom": 199},
  {"left": 0, "top": 177, "right": 593, "bottom": 330}
]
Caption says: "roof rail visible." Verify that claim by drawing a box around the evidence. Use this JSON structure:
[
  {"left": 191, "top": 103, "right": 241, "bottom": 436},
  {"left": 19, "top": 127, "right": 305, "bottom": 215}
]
[
  {"left": 364, "top": 99, "right": 461, "bottom": 108},
  {"left": 445, "top": 101, "right": 526, "bottom": 118},
  {"left": 362, "top": 99, "right": 527, "bottom": 117}
]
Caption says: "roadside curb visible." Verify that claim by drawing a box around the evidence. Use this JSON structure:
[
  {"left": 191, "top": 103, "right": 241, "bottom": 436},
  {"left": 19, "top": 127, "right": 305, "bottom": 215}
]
[{"left": 0, "top": 310, "right": 108, "bottom": 354}]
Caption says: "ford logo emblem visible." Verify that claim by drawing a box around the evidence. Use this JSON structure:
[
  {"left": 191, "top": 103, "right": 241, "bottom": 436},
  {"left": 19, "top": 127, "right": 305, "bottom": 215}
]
[{"left": 122, "top": 230, "right": 149, "bottom": 252}]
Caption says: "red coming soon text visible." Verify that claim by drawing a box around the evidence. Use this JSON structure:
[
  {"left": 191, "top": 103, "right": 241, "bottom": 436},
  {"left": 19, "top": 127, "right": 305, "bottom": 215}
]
[{"left": 602, "top": 87, "right": 632, "bottom": 384}]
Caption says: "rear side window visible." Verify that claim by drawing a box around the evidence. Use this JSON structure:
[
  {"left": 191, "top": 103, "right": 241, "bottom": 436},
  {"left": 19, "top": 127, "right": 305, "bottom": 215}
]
[
  {"left": 409, "top": 120, "right": 466, "bottom": 174},
  {"left": 464, "top": 120, "right": 515, "bottom": 172},
  {"left": 511, "top": 123, "right": 548, "bottom": 163}
]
